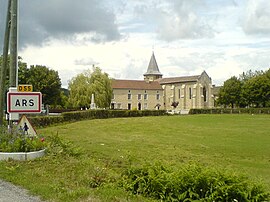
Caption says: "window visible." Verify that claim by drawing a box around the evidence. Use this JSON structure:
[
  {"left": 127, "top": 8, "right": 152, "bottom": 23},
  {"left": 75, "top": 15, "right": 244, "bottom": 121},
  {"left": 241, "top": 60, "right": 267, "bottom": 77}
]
[
  {"left": 203, "top": 87, "right": 207, "bottom": 102},
  {"left": 127, "top": 90, "right": 131, "bottom": 100},
  {"left": 178, "top": 89, "right": 181, "bottom": 99},
  {"left": 156, "top": 91, "right": 160, "bottom": 100},
  {"left": 128, "top": 103, "right": 131, "bottom": 110},
  {"left": 144, "top": 94, "right": 148, "bottom": 100},
  {"left": 189, "top": 87, "right": 192, "bottom": 99},
  {"left": 144, "top": 103, "right": 148, "bottom": 110},
  {"left": 112, "top": 94, "right": 115, "bottom": 100},
  {"left": 138, "top": 103, "right": 142, "bottom": 110},
  {"left": 138, "top": 94, "right": 142, "bottom": 100}
]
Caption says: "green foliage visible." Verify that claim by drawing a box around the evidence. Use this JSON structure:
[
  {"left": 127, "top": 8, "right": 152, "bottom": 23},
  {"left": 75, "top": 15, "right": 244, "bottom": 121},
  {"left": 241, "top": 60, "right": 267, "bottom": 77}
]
[
  {"left": 26, "top": 65, "right": 62, "bottom": 106},
  {"left": 0, "top": 127, "right": 45, "bottom": 152},
  {"left": 29, "top": 115, "right": 64, "bottom": 128},
  {"left": 45, "top": 133, "right": 82, "bottom": 157},
  {"left": 218, "top": 76, "right": 242, "bottom": 108},
  {"left": 189, "top": 108, "right": 270, "bottom": 114},
  {"left": 29, "top": 110, "right": 167, "bottom": 127},
  {"left": 218, "top": 69, "right": 270, "bottom": 108},
  {"left": 242, "top": 74, "right": 270, "bottom": 107},
  {"left": 68, "top": 66, "right": 112, "bottom": 108},
  {"left": 122, "top": 163, "right": 270, "bottom": 201}
]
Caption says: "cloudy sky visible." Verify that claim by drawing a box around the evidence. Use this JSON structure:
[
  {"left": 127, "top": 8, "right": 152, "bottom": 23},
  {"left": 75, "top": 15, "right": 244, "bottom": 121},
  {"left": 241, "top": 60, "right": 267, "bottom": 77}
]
[{"left": 1, "top": 0, "right": 270, "bottom": 88}]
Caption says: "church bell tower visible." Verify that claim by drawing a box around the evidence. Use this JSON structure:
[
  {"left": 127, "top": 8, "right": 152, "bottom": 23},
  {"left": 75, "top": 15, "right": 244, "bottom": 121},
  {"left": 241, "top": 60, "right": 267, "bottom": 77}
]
[{"left": 144, "top": 52, "right": 163, "bottom": 81}]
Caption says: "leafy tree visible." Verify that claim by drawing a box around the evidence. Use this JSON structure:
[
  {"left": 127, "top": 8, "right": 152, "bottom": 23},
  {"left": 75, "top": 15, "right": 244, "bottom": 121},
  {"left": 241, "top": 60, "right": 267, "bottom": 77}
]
[
  {"left": 239, "top": 69, "right": 264, "bottom": 82},
  {"left": 242, "top": 74, "right": 270, "bottom": 107},
  {"left": 89, "top": 67, "right": 112, "bottom": 108},
  {"left": 19, "top": 65, "right": 62, "bottom": 106},
  {"left": 68, "top": 67, "right": 112, "bottom": 109},
  {"left": 68, "top": 72, "right": 91, "bottom": 108},
  {"left": 218, "top": 76, "right": 242, "bottom": 108}
]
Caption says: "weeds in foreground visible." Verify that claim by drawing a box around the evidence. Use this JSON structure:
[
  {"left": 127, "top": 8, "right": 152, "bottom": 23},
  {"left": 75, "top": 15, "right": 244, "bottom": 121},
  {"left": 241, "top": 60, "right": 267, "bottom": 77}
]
[
  {"left": 121, "top": 163, "right": 270, "bottom": 201},
  {"left": 0, "top": 126, "right": 45, "bottom": 152}
]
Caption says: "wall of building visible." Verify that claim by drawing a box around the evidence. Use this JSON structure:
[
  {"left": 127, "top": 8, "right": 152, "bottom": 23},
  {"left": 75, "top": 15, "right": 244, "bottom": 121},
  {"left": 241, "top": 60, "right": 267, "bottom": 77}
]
[
  {"left": 111, "top": 89, "right": 164, "bottom": 110},
  {"left": 162, "top": 75, "right": 214, "bottom": 110}
]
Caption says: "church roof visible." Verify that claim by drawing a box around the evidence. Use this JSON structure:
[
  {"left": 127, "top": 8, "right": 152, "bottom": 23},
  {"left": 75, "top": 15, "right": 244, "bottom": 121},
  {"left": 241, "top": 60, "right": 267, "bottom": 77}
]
[
  {"left": 112, "top": 79, "right": 162, "bottom": 90},
  {"left": 144, "top": 52, "right": 162, "bottom": 76},
  {"left": 158, "top": 75, "right": 201, "bottom": 84}
]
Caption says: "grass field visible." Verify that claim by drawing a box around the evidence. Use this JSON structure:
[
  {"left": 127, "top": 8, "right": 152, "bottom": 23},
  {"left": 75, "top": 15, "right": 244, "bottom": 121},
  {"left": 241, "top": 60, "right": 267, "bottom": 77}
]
[{"left": 0, "top": 114, "right": 270, "bottom": 201}]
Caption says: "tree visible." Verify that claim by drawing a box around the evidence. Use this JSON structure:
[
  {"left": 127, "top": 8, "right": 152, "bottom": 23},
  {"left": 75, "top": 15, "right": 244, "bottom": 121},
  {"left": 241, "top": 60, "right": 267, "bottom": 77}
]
[
  {"left": 19, "top": 65, "right": 62, "bottom": 106},
  {"left": 239, "top": 69, "right": 264, "bottom": 82},
  {"left": 89, "top": 67, "right": 112, "bottom": 108},
  {"left": 242, "top": 74, "right": 270, "bottom": 107},
  {"left": 68, "top": 66, "right": 112, "bottom": 109},
  {"left": 218, "top": 76, "right": 242, "bottom": 108}
]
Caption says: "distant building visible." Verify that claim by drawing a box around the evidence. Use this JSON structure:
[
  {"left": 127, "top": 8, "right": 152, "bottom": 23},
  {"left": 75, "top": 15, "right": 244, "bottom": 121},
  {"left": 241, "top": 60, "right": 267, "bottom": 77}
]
[{"left": 111, "top": 52, "right": 214, "bottom": 111}]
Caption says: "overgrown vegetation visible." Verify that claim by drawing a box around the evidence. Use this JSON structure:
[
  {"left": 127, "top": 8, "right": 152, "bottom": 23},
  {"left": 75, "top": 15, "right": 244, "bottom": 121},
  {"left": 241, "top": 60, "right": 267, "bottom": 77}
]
[
  {"left": 0, "top": 126, "right": 45, "bottom": 152},
  {"left": 122, "top": 163, "right": 270, "bottom": 201}
]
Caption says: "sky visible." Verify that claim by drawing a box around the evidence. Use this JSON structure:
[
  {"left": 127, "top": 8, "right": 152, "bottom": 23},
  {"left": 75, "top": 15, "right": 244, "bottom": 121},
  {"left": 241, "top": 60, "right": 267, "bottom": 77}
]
[{"left": 1, "top": 0, "right": 270, "bottom": 88}]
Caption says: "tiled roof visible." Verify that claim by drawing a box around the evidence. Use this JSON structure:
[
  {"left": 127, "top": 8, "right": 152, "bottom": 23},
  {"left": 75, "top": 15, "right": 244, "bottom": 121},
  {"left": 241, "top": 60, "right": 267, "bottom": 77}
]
[
  {"left": 144, "top": 52, "right": 162, "bottom": 76},
  {"left": 112, "top": 79, "right": 163, "bottom": 90},
  {"left": 158, "top": 75, "right": 200, "bottom": 84}
]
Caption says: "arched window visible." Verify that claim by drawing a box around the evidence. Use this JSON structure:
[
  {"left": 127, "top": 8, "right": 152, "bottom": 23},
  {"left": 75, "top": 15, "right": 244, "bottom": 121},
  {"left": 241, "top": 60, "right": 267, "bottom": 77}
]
[{"left": 203, "top": 87, "right": 207, "bottom": 102}]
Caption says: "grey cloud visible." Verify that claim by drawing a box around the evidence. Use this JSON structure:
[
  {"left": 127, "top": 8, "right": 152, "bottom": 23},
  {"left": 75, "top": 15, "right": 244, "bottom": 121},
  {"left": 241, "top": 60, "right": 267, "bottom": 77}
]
[
  {"left": 0, "top": 0, "right": 121, "bottom": 49},
  {"left": 132, "top": 0, "right": 214, "bottom": 41},
  {"left": 158, "top": 0, "right": 214, "bottom": 40},
  {"left": 74, "top": 58, "right": 98, "bottom": 66},
  {"left": 242, "top": 0, "right": 270, "bottom": 35}
]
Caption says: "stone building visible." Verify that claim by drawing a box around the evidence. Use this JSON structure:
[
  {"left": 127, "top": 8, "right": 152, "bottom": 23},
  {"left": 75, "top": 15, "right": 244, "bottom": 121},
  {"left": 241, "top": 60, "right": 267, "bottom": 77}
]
[{"left": 111, "top": 52, "right": 214, "bottom": 111}]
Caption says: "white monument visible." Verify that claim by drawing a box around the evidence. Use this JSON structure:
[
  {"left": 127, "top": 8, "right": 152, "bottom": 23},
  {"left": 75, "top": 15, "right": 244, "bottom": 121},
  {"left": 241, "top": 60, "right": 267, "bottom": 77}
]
[{"left": 90, "top": 94, "right": 96, "bottom": 109}]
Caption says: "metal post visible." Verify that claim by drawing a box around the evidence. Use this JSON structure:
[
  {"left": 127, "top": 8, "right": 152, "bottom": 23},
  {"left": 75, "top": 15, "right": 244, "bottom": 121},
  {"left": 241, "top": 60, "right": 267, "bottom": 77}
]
[
  {"left": 0, "top": 0, "right": 12, "bottom": 126},
  {"left": 9, "top": 0, "right": 18, "bottom": 88}
]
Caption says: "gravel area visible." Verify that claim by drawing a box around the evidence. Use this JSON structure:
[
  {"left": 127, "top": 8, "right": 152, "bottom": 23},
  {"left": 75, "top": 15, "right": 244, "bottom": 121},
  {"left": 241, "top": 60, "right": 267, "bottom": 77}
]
[{"left": 0, "top": 179, "right": 43, "bottom": 202}]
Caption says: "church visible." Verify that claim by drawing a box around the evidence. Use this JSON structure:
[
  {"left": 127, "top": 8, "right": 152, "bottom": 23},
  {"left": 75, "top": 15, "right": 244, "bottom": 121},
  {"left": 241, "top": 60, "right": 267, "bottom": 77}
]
[{"left": 111, "top": 52, "right": 214, "bottom": 112}]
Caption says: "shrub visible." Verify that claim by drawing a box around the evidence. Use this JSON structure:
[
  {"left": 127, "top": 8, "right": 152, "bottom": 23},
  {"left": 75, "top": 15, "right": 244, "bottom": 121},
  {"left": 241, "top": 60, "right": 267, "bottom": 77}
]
[
  {"left": 45, "top": 133, "right": 82, "bottom": 157},
  {"left": 189, "top": 108, "right": 270, "bottom": 115},
  {"left": 0, "top": 127, "right": 45, "bottom": 152},
  {"left": 29, "top": 110, "right": 167, "bottom": 128},
  {"left": 121, "top": 163, "right": 270, "bottom": 201}
]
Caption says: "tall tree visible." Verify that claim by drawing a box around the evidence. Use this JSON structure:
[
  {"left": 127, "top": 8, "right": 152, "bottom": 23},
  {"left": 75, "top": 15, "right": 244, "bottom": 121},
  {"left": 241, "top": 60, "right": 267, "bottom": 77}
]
[
  {"left": 19, "top": 65, "right": 62, "bottom": 106},
  {"left": 242, "top": 74, "right": 270, "bottom": 107},
  {"left": 218, "top": 76, "right": 242, "bottom": 108},
  {"left": 68, "top": 67, "right": 112, "bottom": 109},
  {"left": 89, "top": 67, "right": 112, "bottom": 108}
]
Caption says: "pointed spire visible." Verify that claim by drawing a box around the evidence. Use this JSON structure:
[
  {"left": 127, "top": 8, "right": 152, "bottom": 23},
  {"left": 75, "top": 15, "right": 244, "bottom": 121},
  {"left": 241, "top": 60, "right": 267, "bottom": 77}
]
[{"left": 144, "top": 52, "right": 162, "bottom": 76}]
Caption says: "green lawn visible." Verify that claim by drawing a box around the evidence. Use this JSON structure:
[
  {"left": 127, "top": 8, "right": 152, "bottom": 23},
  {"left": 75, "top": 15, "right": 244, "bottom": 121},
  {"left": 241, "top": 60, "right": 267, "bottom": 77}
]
[{"left": 0, "top": 114, "right": 270, "bottom": 201}]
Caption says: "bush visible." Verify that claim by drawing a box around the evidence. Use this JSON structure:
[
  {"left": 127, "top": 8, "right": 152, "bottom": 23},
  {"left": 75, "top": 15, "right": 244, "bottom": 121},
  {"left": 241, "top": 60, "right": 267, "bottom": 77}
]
[
  {"left": 189, "top": 108, "right": 270, "bottom": 115},
  {"left": 121, "top": 163, "right": 270, "bottom": 201},
  {"left": 29, "top": 110, "right": 167, "bottom": 128},
  {"left": 0, "top": 127, "right": 45, "bottom": 152}
]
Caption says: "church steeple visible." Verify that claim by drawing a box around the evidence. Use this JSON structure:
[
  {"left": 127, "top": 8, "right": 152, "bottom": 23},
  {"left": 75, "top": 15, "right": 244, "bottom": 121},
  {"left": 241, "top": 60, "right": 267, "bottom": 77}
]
[{"left": 144, "top": 52, "right": 162, "bottom": 81}]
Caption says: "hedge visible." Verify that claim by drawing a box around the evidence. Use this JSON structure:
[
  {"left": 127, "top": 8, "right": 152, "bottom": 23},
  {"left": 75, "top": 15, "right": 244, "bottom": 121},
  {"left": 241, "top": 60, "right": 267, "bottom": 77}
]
[
  {"left": 29, "top": 110, "right": 167, "bottom": 128},
  {"left": 189, "top": 108, "right": 270, "bottom": 114}
]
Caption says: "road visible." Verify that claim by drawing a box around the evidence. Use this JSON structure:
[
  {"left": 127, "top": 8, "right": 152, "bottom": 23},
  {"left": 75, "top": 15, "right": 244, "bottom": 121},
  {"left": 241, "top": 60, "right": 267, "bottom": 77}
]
[{"left": 0, "top": 179, "right": 43, "bottom": 202}]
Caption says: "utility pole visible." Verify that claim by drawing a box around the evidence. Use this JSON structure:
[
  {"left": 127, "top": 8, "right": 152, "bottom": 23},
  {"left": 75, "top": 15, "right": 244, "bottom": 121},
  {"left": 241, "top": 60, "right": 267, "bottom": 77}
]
[
  {"left": 0, "top": 0, "right": 12, "bottom": 126},
  {"left": 9, "top": 0, "right": 18, "bottom": 87}
]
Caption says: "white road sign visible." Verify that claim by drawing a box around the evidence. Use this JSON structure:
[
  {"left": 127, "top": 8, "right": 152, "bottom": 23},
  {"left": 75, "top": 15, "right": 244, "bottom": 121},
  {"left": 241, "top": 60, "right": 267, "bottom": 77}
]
[{"left": 7, "top": 92, "right": 42, "bottom": 113}]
